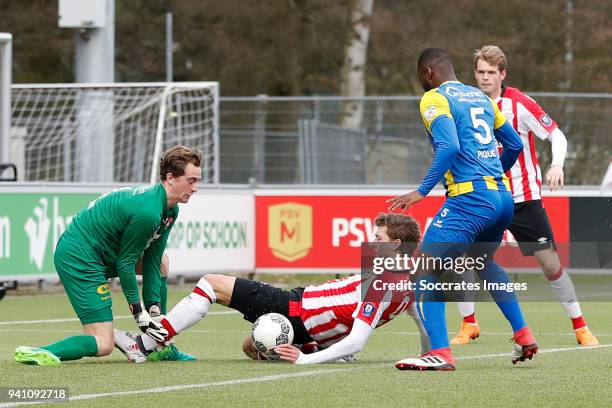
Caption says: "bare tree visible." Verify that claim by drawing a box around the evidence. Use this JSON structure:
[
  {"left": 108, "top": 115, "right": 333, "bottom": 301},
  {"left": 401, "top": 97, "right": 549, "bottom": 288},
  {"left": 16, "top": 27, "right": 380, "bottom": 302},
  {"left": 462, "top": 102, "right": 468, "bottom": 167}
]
[{"left": 340, "top": 0, "right": 374, "bottom": 129}]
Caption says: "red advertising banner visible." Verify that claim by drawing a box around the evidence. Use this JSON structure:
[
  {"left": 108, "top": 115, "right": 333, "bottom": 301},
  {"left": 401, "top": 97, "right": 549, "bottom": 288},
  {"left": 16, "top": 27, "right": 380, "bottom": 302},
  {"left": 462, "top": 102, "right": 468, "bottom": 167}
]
[{"left": 255, "top": 193, "right": 569, "bottom": 270}]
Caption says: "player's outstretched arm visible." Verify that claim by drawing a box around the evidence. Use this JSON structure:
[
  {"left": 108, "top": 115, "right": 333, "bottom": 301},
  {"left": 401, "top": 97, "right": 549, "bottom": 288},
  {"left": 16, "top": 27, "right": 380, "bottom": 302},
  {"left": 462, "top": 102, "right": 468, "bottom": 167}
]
[
  {"left": 275, "top": 319, "right": 374, "bottom": 364},
  {"left": 388, "top": 116, "right": 459, "bottom": 211}
]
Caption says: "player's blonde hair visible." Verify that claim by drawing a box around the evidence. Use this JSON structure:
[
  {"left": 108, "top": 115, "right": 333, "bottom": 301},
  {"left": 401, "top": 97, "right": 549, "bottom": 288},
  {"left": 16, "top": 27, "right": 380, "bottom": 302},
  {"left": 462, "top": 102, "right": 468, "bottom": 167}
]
[
  {"left": 159, "top": 145, "right": 203, "bottom": 180},
  {"left": 473, "top": 45, "right": 507, "bottom": 72}
]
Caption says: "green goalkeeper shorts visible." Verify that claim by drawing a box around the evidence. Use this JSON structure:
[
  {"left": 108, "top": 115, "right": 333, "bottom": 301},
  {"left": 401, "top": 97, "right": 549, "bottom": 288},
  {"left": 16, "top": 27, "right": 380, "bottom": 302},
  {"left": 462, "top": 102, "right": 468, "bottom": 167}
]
[{"left": 54, "top": 236, "right": 114, "bottom": 325}]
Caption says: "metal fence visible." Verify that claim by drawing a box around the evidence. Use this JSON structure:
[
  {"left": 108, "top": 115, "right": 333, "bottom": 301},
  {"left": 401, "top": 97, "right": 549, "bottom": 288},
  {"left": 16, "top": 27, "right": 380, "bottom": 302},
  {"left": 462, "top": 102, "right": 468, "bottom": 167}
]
[
  {"left": 298, "top": 119, "right": 367, "bottom": 184},
  {"left": 219, "top": 94, "right": 612, "bottom": 185}
]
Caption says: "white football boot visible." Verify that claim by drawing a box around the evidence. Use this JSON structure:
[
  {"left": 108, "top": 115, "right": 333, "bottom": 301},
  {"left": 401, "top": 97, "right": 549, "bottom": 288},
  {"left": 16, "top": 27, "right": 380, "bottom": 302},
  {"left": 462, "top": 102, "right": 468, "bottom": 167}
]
[
  {"left": 114, "top": 329, "right": 148, "bottom": 363},
  {"left": 395, "top": 353, "right": 455, "bottom": 371}
]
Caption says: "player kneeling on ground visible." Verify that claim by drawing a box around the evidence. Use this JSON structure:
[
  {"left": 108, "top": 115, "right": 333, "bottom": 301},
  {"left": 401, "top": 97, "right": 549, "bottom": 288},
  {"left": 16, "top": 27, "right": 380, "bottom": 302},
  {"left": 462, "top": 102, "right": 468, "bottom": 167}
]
[
  {"left": 114, "top": 213, "right": 431, "bottom": 364},
  {"left": 14, "top": 146, "right": 201, "bottom": 366}
]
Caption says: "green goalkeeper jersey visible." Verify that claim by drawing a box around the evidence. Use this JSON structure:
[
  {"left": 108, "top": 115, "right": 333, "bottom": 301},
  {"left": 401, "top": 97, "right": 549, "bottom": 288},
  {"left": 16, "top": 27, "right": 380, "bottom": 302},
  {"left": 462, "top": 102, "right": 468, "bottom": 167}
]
[{"left": 61, "top": 183, "right": 178, "bottom": 305}]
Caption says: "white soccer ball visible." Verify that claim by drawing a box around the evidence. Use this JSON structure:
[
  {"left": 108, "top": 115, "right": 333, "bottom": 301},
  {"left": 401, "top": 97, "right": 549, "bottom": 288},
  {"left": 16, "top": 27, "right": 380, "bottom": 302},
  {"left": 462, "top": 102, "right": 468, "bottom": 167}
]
[{"left": 251, "top": 313, "right": 294, "bottom": 358}]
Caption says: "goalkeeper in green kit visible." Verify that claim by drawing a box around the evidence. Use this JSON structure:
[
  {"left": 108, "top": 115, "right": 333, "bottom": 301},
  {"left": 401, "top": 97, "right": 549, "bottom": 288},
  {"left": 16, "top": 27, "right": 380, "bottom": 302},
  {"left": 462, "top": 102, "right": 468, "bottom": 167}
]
[{"left": 14, "top": 145, "right": 202, "bottom": 365}]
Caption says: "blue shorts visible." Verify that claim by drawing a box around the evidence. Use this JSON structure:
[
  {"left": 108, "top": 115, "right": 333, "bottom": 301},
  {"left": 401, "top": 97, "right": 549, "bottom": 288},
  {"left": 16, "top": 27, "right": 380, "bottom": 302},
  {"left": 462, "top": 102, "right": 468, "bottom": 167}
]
[{"left": 421, "top": 190, "right": 514, "bottom": 259}]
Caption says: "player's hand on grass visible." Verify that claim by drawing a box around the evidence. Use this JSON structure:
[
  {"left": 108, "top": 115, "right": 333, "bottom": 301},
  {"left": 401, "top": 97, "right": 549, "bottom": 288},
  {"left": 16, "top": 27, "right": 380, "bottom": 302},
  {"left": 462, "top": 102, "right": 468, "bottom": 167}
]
[
  {"left": 387, "top": 191, "right": 424, "bottom": 211},
  {"left": 545, "top": 165, "right": 564, "bottom": 191},
  {"left": 129, "top": 302, "right": 168, "bottom": 342},
  {"left": 275, "top": 344, "right": 303, "bottom": 364}
]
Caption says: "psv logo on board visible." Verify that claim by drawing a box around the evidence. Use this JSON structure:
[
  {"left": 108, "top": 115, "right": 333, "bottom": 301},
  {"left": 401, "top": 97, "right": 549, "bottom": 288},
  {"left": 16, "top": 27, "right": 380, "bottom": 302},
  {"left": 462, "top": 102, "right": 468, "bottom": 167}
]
[{"left": 268, "top": 202, "right": 313, "bottom": 262}]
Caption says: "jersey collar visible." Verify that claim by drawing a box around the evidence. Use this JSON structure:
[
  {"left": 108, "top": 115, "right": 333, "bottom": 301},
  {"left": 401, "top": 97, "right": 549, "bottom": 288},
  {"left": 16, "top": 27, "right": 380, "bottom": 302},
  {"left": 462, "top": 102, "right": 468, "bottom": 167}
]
[
  {"left": 495, "top": 84, "right": 507, "bottom": 102},
  {"left": 440, "top": 80, "right": 461, "bottom": 86},
  {"left": 157, "top": 182, "right": 170, "bottom": 213}
]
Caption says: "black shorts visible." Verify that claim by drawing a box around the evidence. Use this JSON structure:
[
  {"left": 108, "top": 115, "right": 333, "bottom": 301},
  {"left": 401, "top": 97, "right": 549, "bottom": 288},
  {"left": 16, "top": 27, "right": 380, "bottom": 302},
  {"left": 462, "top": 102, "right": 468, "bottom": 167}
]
[
  {"left": 228, "top": 278, "right": 314, "bottom": 345},
  {"left": 508, "top": 200, "right": 557, "bottom": 256}
]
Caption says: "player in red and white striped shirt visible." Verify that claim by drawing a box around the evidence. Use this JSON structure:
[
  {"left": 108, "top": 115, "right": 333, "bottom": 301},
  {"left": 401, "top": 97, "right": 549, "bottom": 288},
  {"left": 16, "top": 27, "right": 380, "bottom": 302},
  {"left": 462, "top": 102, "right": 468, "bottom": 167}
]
[
  {"left": 450, "top": 45, "right": 598, "bottom": 347},
  {"left": 297, "top": 271, "right": 412, "bottom": 350},
  {"left": 114, "top": 213, "right": 431, "bottom": 364}
]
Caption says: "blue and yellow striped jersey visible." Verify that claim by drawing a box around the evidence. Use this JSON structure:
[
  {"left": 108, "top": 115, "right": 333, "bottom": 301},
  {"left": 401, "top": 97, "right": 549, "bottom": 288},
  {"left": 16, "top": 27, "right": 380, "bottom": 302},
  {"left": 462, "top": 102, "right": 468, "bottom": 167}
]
[{"left": 420, "top": 81, "right": 510, "bottom": 196}]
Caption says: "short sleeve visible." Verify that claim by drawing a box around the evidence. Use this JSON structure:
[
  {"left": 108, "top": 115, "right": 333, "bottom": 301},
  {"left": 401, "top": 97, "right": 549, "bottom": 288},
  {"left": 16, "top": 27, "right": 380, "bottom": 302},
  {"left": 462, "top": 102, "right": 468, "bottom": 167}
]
[
  {"left": 419, "top": 90, "right": 452, "bottom": 132},
  {"left": 517, "top": 96, "right": 559, "bottom": 140}
]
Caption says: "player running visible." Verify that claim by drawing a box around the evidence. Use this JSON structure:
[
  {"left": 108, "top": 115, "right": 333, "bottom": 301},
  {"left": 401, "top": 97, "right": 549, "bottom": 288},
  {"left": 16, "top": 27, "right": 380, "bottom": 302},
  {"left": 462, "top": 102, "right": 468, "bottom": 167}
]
[
  {"left": 449, "top": 45, "right": 598, "bottom": 347},
  {"left": 114, "top": 213, "right": 431, "bottom": 364},
  {"left": 14, "top": 145, "right": 202, "bottom": 366},
  {"left": 388, "top": 48, "right": 537, "bottom": 371}
]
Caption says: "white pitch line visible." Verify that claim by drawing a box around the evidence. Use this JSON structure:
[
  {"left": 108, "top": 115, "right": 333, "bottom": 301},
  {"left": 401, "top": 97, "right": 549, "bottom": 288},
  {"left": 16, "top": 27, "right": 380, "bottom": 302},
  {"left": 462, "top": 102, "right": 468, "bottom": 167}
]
[
  {"left": 0, "top": 329, "right": 83, "bottom": 333},
  {"left": 1, "top": 293, "right": 68, "bottom": 300},
  {"left": 455, "top": 343, "right": 612, "bottom": 360},
  {"left": 383, "top": 330, "right": 612, "bottom": 337},
  {"left": 0, "top": 368, "right": 351, "bottom": 408},
  {"left": 6, "top": 328, "right": 612, "bottom": 337},
  {"left": 0, "top": 311, "right": 238, "bottom": 326},
  {"left": 1, "top": 343, "right": 611, "bottom": 408},
  {"left": 0, "top": 329, "right": 250, "bottom": 334}
]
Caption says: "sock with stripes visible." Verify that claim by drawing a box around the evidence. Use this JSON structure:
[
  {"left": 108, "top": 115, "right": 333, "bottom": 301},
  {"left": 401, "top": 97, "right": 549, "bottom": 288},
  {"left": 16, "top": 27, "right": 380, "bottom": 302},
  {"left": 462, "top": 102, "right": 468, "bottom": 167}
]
[
  {"left": 547, "top": 267, "right": 585, "bottom": 328},
  {"left": 457, "top": 302, "right": 476, "bottom": 322},
  {"left": 141, "top": 277, "right": 216, "bottom": 351},
  {"left": 463, "top": 312, "right": 476, "bottom": 324},
  {"left": 457, "top": 269, "right": 476, "bottom": 322}
]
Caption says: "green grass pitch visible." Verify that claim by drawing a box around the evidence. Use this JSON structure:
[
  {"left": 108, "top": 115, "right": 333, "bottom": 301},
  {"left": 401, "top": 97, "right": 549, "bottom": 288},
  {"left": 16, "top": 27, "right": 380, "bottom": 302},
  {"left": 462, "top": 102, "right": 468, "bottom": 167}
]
[{"left": 1, "top": 288, "right": 611, "bottom": 407}]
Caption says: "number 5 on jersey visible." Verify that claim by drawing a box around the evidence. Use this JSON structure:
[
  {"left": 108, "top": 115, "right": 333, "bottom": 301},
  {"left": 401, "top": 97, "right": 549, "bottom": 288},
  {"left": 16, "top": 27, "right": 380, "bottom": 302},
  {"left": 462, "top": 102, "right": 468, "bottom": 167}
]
[{"left": 470, "top": 107, "right": 492, "bottom": 145}]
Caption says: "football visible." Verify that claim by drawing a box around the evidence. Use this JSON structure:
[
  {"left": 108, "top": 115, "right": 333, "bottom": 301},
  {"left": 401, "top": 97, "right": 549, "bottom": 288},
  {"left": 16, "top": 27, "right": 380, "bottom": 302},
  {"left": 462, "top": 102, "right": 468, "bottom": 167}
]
[{"left": 251, "top": 313, "right": 294, "bottom": 359}]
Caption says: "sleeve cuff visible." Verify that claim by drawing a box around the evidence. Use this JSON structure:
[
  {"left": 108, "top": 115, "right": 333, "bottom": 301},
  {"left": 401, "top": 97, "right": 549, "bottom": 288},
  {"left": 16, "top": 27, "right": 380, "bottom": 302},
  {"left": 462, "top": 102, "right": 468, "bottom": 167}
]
[{"left": 295, "top": 352, "right": 309, "bottom": 364}]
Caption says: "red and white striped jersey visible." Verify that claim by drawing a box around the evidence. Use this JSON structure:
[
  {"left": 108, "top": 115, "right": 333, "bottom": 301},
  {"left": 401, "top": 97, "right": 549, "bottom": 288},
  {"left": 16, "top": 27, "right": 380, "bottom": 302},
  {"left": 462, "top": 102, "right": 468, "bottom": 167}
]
[
  {"left": 295, "top": 274, "right": 413, "bottom": 348},
  {"left": 496, "top": 86, "right": 558, "bottom": 203}
]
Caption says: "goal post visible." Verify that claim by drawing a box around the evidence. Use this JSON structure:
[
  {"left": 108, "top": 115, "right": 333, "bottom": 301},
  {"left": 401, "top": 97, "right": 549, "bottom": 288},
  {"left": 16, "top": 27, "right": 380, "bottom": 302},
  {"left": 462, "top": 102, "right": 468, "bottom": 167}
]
[
  {"left": 0, "top": 33, "right": 11, "bottom": 167},
  {"left": 9, "top": 82, "right": 219, "bottom": 184}
]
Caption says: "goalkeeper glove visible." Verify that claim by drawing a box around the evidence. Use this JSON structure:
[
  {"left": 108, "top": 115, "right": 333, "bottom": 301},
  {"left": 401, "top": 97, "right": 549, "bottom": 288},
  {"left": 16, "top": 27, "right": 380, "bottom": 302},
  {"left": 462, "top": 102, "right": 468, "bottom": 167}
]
[
  {"left": 147, "top": 302, "right": 165, "bottom": 324},
  {"left": 129, "top": 301, "right": 168, "bottom": 342},
  {"left": 146, "top": 303, "right": 175, "bottom": 345}
]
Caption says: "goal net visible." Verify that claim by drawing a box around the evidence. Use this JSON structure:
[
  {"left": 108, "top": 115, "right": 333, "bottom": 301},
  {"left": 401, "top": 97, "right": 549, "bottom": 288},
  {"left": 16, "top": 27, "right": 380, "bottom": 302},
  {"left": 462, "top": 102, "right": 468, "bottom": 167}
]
[{"left": 10, "top": 82, "right": 219, "bottom": 183}]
